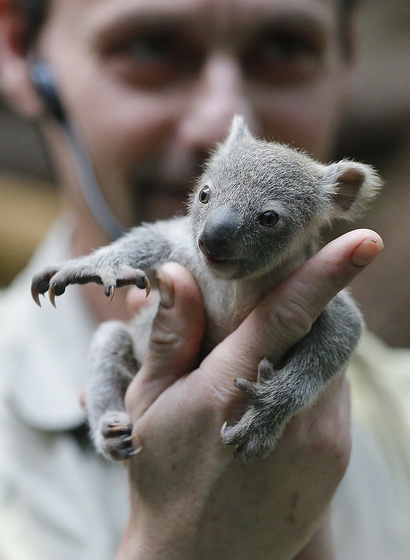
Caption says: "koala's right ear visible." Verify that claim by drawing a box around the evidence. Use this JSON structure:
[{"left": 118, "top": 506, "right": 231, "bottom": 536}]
[
  {"left": 222, "top": 115, "right": 254, "bottom": 152},
  {"left": 321, "top": 160, "right": 382, "bottom": 222}
]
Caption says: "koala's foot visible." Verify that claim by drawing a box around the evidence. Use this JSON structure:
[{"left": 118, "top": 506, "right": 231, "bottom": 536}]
[
  {"left": 31, "top": 259, "right": 150, "bottom": 306},
  {"left": 221, "top": 358, "right": 294, "bottom": 462},
  {"left": 93, "top": 411, "right": 139, "bottom": 462}
]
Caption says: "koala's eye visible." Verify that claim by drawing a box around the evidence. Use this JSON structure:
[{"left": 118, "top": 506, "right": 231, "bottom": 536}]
[
  {"left": 199, "top": 185, "right": 211, "bottom": 204},
  {"left": 258, "top": 210, "right": 279, "bottom": 227}
]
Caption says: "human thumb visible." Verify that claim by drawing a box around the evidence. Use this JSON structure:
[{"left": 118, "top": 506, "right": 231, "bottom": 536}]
[{"left": 124, "top": 262, "right": 205, "bottom": 421}]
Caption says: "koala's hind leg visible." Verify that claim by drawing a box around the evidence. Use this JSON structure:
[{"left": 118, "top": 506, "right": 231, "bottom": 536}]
[
  {"left": 86, "top": 321, "right": 140, "bottom": 461},
  {"left": 222, "top": 292, "right": 363, "bottom": 462},
  {"left": 221, "top": 359, "right": 324, "bottom": 461}
]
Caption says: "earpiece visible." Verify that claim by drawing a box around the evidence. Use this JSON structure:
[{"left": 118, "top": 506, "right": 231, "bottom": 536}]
[
  {"left": 29, "top": 58, "right": 67, "bottom": 124},
  {"left": 28, "top": 56, "right": 125, "bottom": 240}
]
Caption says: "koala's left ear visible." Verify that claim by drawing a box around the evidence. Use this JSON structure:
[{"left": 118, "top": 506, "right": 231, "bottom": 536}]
[
  {"left": 223, "top": 114, "right": 254, "bottom": 152},
  {"left": 321, "top": 160, "right": 382, "bottom": 221}
]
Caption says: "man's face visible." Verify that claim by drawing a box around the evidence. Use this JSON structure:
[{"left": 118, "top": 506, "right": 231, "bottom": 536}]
[{"left": 36, "top": 0, "right": 352, "bottom": 228}]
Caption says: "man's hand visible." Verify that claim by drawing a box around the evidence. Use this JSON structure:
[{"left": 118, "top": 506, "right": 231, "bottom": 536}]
[{"left": 117, "top": 229, "right": 383, "bottom": 560}]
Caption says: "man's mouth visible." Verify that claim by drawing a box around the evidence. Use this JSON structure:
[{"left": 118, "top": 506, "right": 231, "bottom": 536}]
[
  {"left": 128, "top": 152, "right": 204, "bottom": 222},
  {"left": 131, "top": 178, "right": 192, "bottom": 222}
]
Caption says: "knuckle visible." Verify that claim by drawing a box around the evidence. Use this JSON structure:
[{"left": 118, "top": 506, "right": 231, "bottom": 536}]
[
  {"left": 199, "top": 352, "right": 251, "bottom": 416},
  {"left": 148, "top": 321, "right": 180, "bottom": 352},
  {"left": 286, "top": 412, "right": 351, "bottom": 478},
  {"left": 272, "top": 295, "right": 315, "bottom": 343},
  {"left": 312, "top": 429, "right": 351, "bottom": 479},
  {"left": 288, "top": 376, "right": 351, "bottom": 474}
]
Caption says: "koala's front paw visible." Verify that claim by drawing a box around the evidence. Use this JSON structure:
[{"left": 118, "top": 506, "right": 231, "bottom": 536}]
[
  {"left": 221, "top": 359, "right": 292, "bottom": 462},
  {"left": 93, "top": 411, "right": 139, "bottom": 462},
  {"left": 31, "top": 258, "right": 150, "bottom": 306}
]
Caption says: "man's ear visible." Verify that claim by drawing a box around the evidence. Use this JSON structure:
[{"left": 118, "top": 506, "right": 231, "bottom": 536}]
[
  {"left": 0, "top": 1, "right": 43, "bottom": 117},
  {"left": 321, "top": 160, "right": 382, "bottom": 222}
]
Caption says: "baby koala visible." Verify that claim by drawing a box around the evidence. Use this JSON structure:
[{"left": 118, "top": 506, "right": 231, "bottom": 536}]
[{"left": 31, "top": 115, "right": 381, "bottom": 462}]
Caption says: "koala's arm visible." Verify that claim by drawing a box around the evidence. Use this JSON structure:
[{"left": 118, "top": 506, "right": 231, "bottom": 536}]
[
  {"left": 86, "top": 320, "right": 140, "bottom": 461},
  {"left": 31, "top": 216, "right": 191, "bottom": 305},
  {"left": 222, "top": 290, "right": 362, "bottom": 460},
  {"left": 283, "top": 289, "right": 363, "bottom": 385}
]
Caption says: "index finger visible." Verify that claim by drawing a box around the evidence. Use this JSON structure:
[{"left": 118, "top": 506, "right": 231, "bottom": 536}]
[{"left": 205, "top": 229, "right": 383, "bottom": 379}]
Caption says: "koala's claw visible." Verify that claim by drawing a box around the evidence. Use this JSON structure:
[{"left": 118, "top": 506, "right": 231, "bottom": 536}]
[
  {"left": 138, "top": 275, "right": 151, "bottom": 297},
  {"left": 32, "top": 287, "right": 41, "bottom": 307},
  {"left": 221, "top": 408, "right": 282, "bottom": 462},
  {"left": 31, "top": 261, "right": 150, "bottom": 305},
  {"left": 221, "top": 359, "right": 288, "bottom": 462},
  {"left": 102, "top": 422, "right": 132, "bottom": 436},
  {"left": 98, "top": 418, "right": 139, "bottom": 461},
  {"left": 31, "top": 267, "right": 60, "bottom": 306},
  {"left": 48, "top": 285, "right": 57, "bottom": 307},
  {"left": 104, "top": 285, "right": 116, "bottom": 303}
]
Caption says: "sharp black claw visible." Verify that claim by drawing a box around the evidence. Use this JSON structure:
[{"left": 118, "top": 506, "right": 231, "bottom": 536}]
[
  {"left": 145, "top": 276, "right": 151, "bottom": 297},
  {"left": 128, "top": 445, "right": 143, "bottom": 457},
  {"left": 48, "top": 286, "right": 57, "bottom": 308},
  {"left": 31, "top": 286, "right": 41, "bottom": 307},
  {"left": 135, "top": 275, "right": 151, "bottom": 297},
  {"left": 110, "top": 444, "right": 142, "bottom": 461},
  {"left": 220, "top": 421, "right": 231, "bottom": 439},
  {"left": 105, "top": 285, "right": 116, "bottom": 303}
]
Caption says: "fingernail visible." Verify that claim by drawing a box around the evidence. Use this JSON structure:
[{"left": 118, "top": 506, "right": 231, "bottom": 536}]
[
  {"left": 157, "top": 271, "right": 175, "bottom": 309},
  {"left": 351, "top": 238, "right": 384, "bottom": 267}
]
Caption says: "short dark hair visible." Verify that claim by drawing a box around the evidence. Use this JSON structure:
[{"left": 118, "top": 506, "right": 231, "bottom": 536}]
[
  {"left": 12, "top": 0, "right": 48, "bottom": 46},
  {"left": 16, "top": 0, "right": 359, "bottom": 48}
]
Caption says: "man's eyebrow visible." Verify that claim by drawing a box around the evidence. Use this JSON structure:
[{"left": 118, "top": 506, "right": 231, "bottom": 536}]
[
  {"left": 90, "top": 10, "right": 189, "bottom": 47},
  {"left": 107, "top": 11, "right": 188, "bottom": 26},
  {"left": 242, "top": 5, "right": 331, "bottom": 32},
  {"left": 89, "top": 4, "right": 332, "bottom": 45},
  {"left": 91, "top": 5, "right": 196, "bottom": 34},
  {"left": 88, "top": 8, "right": 187, "bottom": 49},
  {"left": 236, "top": 1, "right": 333, "bottom": 32},
  {"left": 255, "top": 13, "right": 329, "bottom": 37}
]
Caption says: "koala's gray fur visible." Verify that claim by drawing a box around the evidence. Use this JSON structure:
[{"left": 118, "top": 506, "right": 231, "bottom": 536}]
[{"left": 31, "top": 115, "right": 381, "bottom": 462}]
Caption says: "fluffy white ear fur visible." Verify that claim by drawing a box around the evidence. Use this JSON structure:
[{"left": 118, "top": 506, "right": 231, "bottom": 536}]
[
  {"left": 321, "top": 160, "right": 382, "bottom": 221},
  {"left": 223, "top": 114, "right": 253, "bottom": 151}
]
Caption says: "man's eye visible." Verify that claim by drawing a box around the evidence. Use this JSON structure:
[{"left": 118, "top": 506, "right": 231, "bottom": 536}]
[
  {"left": 127, "top": 33, "right": 178, "bottom": 64},
  {"left": 102, "top": 30, "right": 202, "bottom": 90},
  {"left": 263, "top": 35, "right": 313, "bottom": 61},
  {"left": 242, "top": 28, "right": 324, "bottom": 85}
]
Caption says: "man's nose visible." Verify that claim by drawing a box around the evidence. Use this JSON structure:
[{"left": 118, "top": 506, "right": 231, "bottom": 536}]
[{"left": 178, "top": 53, "right": 259, "bottom": 155}]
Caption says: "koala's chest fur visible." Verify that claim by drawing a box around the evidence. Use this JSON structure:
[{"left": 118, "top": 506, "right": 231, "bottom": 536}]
[
  {"left": 196, "top": 260, "right": 303, "bottom": 352},
  {"left": 131, "top": 216, "right": 304, "bottom": 361}
]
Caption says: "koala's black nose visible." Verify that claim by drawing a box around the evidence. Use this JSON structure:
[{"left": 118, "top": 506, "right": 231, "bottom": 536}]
[{"left": 198, "top": 205, "right": 241, "bottom": 260}]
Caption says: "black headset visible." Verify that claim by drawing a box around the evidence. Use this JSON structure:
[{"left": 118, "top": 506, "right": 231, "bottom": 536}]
[
  {"left": 28, "top": 57, "right": 125, "bottom": 240},
  {"left": 29, "top": 58, "right": 67, "bottom": 124}
]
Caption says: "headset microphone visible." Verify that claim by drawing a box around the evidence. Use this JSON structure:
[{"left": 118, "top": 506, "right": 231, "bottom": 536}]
[
  {"left": 29, "top": 59, "right": 67, "bottom": 124},
  {"left": 29, "top": 57, "right": 125, "bottom": 241}
]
